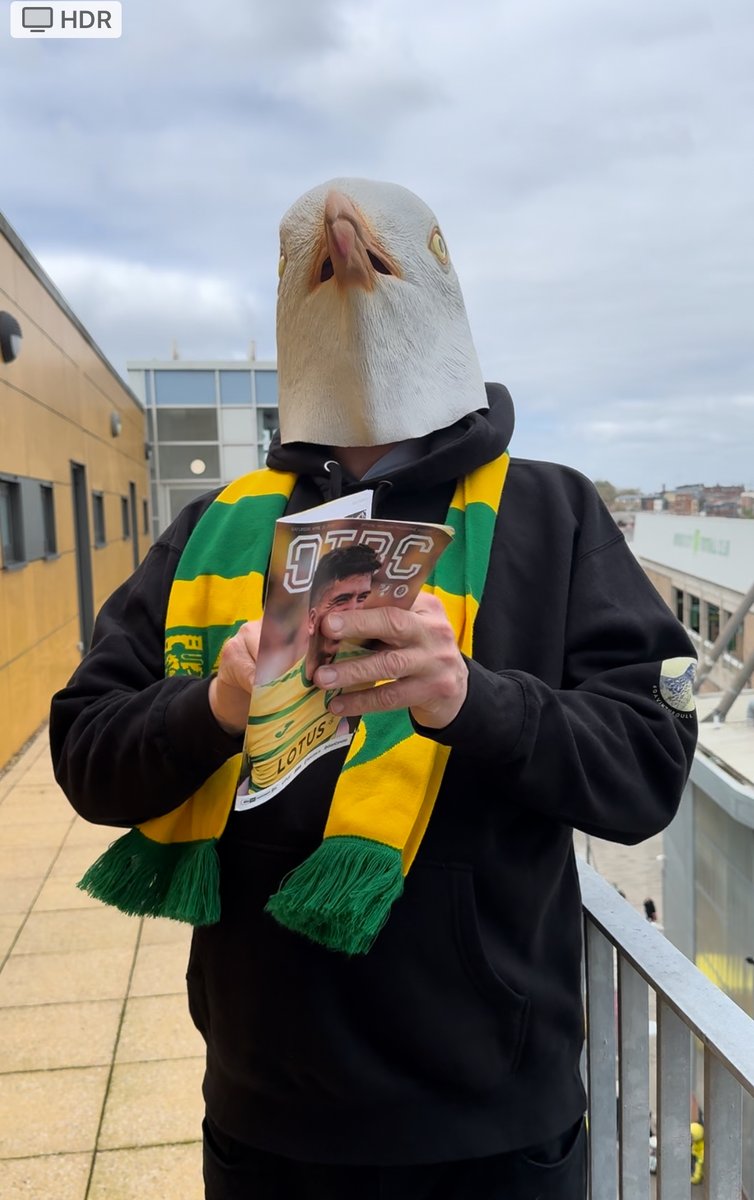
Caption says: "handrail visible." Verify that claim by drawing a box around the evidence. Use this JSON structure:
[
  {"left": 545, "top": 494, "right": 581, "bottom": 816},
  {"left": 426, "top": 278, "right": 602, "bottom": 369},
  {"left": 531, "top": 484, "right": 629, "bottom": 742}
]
[{"left": 578, "top": 859, "right": 754, "bottom": 1097}]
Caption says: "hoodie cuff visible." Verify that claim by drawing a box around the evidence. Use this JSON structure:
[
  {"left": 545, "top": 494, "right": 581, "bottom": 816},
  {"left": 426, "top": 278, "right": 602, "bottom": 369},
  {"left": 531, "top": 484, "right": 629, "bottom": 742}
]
[
  {"left": 162, "top": 677, "right": 245, "bottom": 775},
  {"left": 410, "top": 658, "right": 527, "bottom": 761}
]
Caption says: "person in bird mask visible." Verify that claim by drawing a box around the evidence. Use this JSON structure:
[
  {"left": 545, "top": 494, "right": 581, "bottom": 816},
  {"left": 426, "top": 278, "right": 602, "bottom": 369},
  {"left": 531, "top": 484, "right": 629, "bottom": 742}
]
[{"left": 50, "top": 178, "right": 697, "bottom": 1200}]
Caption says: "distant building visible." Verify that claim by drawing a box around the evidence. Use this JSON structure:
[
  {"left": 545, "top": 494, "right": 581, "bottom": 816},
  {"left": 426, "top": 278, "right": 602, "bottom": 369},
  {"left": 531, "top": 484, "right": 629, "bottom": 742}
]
[
  {"left": 640, "top": 493, "right": 667, "bottom": 512},
  {"left": 702, "top": 483, "right": 744, "bottom": 518},
  {"left": 127, "top": 360, "right": 279, "bottom": 537},
  {"left": 633, "top": 512, "right": 754, "bottom": 694},
  {"left": 613, "top": 492, "right": 642, "bottom": 512},
  {"left": 0, "top": 212, "right": 151, "bottom": 770}
]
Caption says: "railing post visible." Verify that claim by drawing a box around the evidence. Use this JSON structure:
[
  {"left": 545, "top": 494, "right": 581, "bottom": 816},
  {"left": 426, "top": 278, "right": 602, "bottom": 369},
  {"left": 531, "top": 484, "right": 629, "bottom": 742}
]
[
  {"left": 657, "top": 1000, "right": 691, "bottom": 1200},
  {"left": 703, "top": 1050, "right": 742, "bottom": 1199},
  {"left": 586, "top": 919, "right": 618, "bottom": 1199},
  {"left": 618, "top": 956, "right": 650, "bottom": 1200}
]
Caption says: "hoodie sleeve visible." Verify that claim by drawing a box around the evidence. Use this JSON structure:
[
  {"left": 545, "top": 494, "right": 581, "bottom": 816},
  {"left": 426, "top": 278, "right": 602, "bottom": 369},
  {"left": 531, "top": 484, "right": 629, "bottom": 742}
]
[
  {"left": 414, "top": 533, "right": 698, "bottom": 844},
  {"left": 49, "top": 509, "right": 243, "bottom": 828}
]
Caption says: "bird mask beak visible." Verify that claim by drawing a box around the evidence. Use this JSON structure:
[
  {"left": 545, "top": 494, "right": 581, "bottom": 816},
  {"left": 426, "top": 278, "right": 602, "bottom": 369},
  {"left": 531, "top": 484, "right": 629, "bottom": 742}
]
[{"left": 319, "top": 190, "right": 397, "bottom": 292}]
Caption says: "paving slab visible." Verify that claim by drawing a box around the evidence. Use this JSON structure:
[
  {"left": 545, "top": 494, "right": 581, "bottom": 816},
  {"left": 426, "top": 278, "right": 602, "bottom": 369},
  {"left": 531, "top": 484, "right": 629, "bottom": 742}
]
[
  {"left": 98, "top": 1057, "right": 205, "bottom": 1150},
  {"left": 89, "top": 1142, "right": 203, "bottom": 1200},
  {"left": 0, "top": 1000, "right": 122, "bottom": 1072},
  {"left": 1, "top": 1151, "right": 92, "bottom": 1200},
  {"left": 0, "top": 1066, "right": 108, "bottom": 1156}
]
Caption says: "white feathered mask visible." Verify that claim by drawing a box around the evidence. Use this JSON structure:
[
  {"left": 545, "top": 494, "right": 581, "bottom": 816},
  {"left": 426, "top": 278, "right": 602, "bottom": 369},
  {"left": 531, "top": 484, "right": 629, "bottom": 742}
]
[{"left": 276, "top": 178, "right": 488, "bottom": 447}]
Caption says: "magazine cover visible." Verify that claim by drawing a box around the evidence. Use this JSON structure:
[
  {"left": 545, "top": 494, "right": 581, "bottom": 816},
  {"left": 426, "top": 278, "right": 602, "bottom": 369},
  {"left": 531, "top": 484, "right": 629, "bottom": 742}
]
[{"left": 235, "top": 502, "right": 453, "bottom": 809}]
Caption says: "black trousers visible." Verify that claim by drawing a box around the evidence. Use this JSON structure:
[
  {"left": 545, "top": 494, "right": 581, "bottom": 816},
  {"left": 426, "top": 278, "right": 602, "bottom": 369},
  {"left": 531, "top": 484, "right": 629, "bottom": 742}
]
[{"left": 203, "top": 1114, "right": 587, "bottom": 1199}]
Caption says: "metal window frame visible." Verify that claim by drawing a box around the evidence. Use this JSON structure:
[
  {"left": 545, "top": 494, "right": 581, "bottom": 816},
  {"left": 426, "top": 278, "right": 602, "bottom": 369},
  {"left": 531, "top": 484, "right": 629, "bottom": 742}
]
[
  {"left": 40, "top": 481, "right": 57, "bottom": 557},
  {"left": 0, "top": 475, "right": 26, "bottom": 567},
  {"left": 91, "top": 490, "right": 106, "bottom": 548}
]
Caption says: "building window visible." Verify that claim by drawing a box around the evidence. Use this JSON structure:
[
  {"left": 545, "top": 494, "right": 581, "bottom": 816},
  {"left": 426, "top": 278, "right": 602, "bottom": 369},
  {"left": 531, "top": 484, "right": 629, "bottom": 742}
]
[
  {"left": 154, "top": 370, "right": 216, "bottom": 406},
  {"left": 220, "top": 370, "right": 252, "bottom": 405},
  {"left": 723, "top": 610, "right": 744, "bottom": 661},
  {"left": 0, "top": 479, "right": 24, "bottom": 567},
  {"left": 257, "top": 407, "right": 279, "bottom": 450},
  {"left": 223, "top": 444, "right": 258, "bottom": 480},
  {"left": 143, "top": 498, "right": 149, "bottom": 534},
  {"left": 672, "top": 586, "right": 684, "bottom": 623},
  {"left": 169, "top": 487, "right": 212, "bottom": 523},
  {"left": 159, "top": 444, "right": 221, "bottom": 480},
  {"left": 706, "top": 603, "right": 720, "bottom": 644},
  {"left": 121, "top": 496, "right": 131, "bottom": 539},
  {"left": 41, "top": 484, "right": 57, "bottom": 556},
  {"left": 688, "top": 594, "right": 700, "bottom": 634},
  {"left": 221, "top": 408, "right": 255, "bottom": 443},
  {"left": 156, "top": 407, "right": 218, "bottom": 441},
  {"left": 254, "top": 370, "right": 278, "bottom": 406},
  {"left": 92, "top": 492, "right": 106, "bottom": 547}
]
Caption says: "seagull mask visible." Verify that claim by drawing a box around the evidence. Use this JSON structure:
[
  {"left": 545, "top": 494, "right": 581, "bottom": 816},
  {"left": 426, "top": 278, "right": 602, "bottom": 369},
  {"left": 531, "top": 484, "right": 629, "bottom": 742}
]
[{"left": 276, "top": 178, "right": 488, "bottom": 447}]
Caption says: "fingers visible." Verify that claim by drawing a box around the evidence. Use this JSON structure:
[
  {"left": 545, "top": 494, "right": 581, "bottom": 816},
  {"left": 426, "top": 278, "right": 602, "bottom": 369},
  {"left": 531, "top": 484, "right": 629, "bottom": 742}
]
[
  {"left": 315, "top": 595, "right": 468, "bottom": 727},
  {"left": 217, "top": 620, "right": 263, "bottom": 693},
  {"left": 320, "top": 593, "right": 448, "bottom": 644},
  {"left": 209, "top": 620, "right": 264, "bottom": 735}
]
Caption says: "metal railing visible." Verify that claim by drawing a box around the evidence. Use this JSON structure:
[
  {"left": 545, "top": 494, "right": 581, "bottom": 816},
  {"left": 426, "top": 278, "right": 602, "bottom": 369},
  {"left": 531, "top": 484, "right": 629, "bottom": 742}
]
[{"left": 580, "top": 860, "right": 754, "bottom": 1199}]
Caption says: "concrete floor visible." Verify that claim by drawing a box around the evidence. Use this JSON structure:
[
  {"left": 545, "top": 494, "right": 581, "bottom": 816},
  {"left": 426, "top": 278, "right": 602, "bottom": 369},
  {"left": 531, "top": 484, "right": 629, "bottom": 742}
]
[{"left": 0, "top": 729, "right": 204, "bottom": 1199}]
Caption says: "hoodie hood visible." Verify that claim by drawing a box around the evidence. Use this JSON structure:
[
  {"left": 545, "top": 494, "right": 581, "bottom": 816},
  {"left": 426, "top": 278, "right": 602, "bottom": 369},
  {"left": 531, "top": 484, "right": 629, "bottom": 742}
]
[{"left": 267, "top": 382, "right": 514, "bottom": 502}]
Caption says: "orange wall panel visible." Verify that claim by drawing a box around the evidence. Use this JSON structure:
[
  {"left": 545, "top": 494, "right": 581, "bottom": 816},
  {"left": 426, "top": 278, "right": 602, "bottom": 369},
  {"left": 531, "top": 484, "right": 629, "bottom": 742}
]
[{"left": 0, "top": 227, "right": 152, "bottom": 770}]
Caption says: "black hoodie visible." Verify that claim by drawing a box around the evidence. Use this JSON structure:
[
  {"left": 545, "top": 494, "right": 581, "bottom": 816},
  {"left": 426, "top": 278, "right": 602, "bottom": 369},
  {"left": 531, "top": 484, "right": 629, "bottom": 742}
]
[{"left": 50, "top": 385, "right": 696, "bottom": 1164}]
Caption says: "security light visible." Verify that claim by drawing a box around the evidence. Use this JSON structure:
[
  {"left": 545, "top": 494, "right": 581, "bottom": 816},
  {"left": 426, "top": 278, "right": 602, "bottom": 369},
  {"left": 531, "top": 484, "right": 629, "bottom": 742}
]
[{"left": 0, "top": 313, "right": 22, "bottom": 363}]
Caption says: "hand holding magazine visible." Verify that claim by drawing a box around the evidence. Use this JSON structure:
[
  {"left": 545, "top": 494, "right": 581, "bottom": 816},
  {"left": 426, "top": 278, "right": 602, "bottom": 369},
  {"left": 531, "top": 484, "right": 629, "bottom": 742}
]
[{"left": 236, "top": 491, "right": 453, "bottom": 809}]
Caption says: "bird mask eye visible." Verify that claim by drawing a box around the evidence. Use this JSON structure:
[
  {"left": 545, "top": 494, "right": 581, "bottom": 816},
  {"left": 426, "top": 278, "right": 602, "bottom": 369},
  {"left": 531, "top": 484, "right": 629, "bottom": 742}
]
[
  {"left": 428, "top": 228, "right": 449, "bottom": 267},
  {"left": 278, "top": 252, "right": 287, "bottom": 279}
]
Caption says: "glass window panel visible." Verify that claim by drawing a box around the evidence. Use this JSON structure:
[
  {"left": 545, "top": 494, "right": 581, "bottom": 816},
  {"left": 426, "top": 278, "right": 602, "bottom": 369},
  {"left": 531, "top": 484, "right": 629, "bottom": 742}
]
[
  {"left": 121, "top": 496, "right": 131, "bottom": 539},
  {"left": 723, "top": 610, "right": 744, "bottom": 659},
  {"left": 223, "top": 445, "right": 258, "bottom": 481},
  {"left": 707, "top": 603, "right": 720, "bottom": 643},
  {"left": 169, "top": 486, "right": 215, "bottom": 523},
  {"left": 92, "top": 493, "right": 106, "bottom": 547},
  {"left": 689, "top": 594, "right": 700, "bottom": 633},
  {"left": 0, "top": 481, "right": 23, "bottom": 565},
  {"left": 221, "top": 408, "right": 255, "bottom": 443},
  {"left": 672, "top": 587, "right": 684, "bottom": 623},
  {"left": 156, "top": 408, "right": 218, "bottom": 441},
  {"left": 257, "top": 407, "right": 279, "bottom": 451},
  {"left": 220, "top": 371, "right": 252, "bottom": 405},
  {"left": 159, "top": 445, "right": 221, "bottom": 480},
  {"left": 41, "top": 484, "right": 57, "bottom": 555},
  {"left": 154, "top": 370, "right": 216, "bottom": 406},
  {"left": 143, "top": 499, "right": 150, "bottom": 534},
  {"left": 254, "top": 370, "right": 278, "bottom": 406}
]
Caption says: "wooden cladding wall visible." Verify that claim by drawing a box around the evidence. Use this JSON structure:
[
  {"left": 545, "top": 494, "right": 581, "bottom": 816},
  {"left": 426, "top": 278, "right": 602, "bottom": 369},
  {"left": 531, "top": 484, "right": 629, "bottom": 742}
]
[{"left": 0, "top": 229, "right": 151, "bottom": 770}]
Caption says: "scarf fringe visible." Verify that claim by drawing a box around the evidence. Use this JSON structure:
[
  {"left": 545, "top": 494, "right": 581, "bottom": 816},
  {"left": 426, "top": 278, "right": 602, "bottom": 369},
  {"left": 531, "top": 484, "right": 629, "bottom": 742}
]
[
  {"left": 77, "top": 827, "right": 221, "bottom": 925},
  {"left": 265, "top": 836, "right": 404, "bottom": 955}
]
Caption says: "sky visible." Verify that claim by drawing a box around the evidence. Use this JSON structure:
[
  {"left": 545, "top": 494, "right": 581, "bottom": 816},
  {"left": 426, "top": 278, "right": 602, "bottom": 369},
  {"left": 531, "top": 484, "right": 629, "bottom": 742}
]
[{"left": 2, "top": 0, "right": 753, "bottom": 492}]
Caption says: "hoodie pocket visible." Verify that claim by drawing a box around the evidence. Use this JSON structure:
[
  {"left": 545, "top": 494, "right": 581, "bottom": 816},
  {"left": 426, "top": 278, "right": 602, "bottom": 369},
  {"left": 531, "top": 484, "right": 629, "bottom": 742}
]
[
  {"left": 448, "top": 864, "right": 530, "bottom": 1075},
  {"left": 211, "top": 845, "right": 530, "bottom": 1099}
]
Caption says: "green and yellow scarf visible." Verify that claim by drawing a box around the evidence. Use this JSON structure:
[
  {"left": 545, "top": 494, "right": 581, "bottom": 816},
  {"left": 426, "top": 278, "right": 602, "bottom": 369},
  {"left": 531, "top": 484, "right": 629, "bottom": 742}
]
[{"left": 78, "top": 452, "right": 509, "bottom": 954}]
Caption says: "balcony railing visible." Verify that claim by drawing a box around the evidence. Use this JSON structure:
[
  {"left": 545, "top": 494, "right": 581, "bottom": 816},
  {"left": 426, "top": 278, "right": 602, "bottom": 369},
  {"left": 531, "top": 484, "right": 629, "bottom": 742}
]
[{"left": 580, "top": 859, "right": 754, "bottom": 1199}]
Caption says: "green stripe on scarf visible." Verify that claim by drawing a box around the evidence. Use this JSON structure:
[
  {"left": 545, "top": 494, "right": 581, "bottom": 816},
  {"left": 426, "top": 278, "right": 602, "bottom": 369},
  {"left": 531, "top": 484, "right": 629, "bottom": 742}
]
[{"left": 78, "top": 455, "right": 509, "bottom": 954}]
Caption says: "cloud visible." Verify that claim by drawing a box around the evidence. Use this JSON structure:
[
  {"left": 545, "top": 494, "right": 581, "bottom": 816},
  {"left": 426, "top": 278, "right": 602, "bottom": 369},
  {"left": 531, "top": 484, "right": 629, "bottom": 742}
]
[
  {"left": 38, "top": 253, "right": 261, "bottom": 363},
  {"left": 1, "top": 0, "right": 753, "bottom": 491}
]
